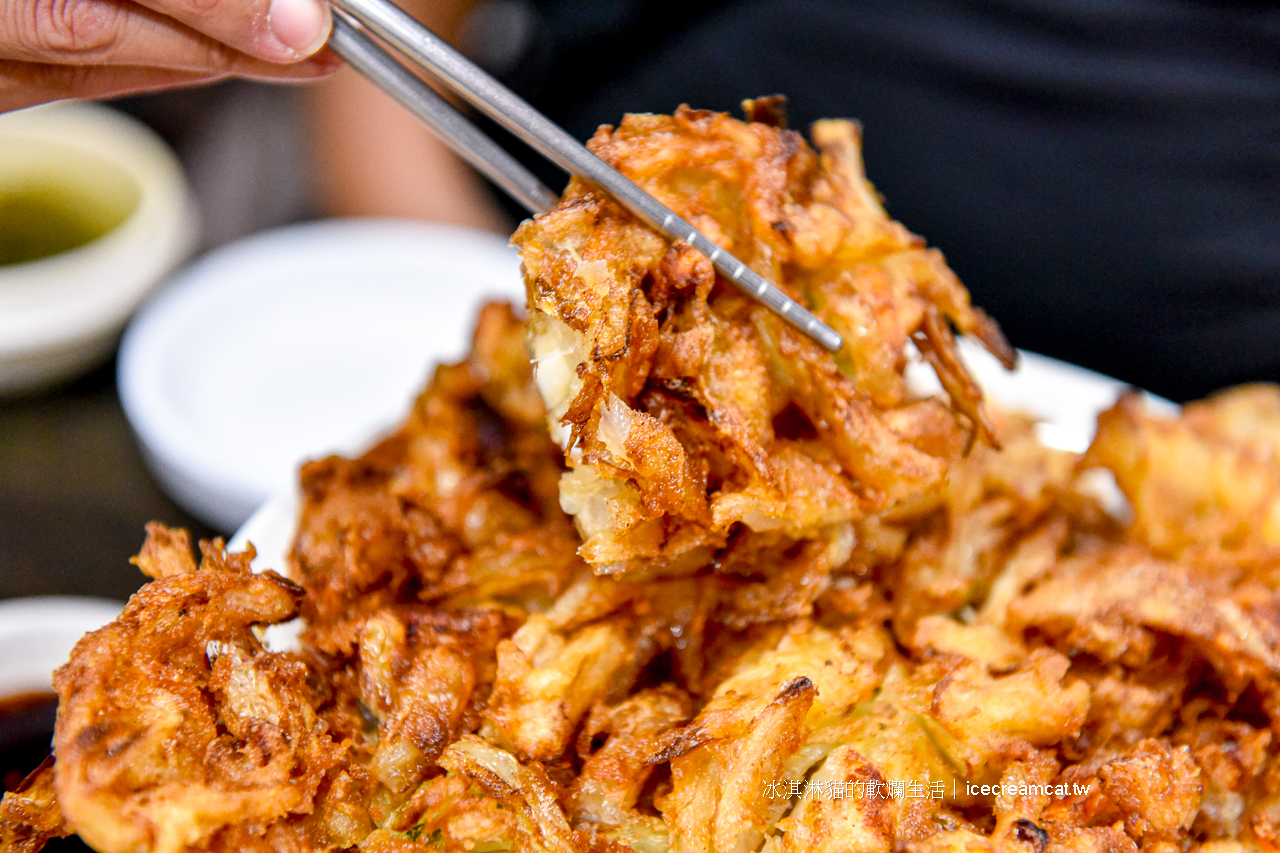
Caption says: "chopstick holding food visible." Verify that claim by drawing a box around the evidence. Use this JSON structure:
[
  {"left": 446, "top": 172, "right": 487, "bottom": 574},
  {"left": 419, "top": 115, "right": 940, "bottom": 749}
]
[{"left": 324, "top": 0, "right": 845, "bottom": 353}]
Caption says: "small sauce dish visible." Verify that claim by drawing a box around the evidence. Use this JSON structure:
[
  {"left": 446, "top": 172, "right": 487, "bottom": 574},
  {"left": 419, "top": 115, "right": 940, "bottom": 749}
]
[{"left": 0, "top": 103, "right": 198, "bottom": 396}]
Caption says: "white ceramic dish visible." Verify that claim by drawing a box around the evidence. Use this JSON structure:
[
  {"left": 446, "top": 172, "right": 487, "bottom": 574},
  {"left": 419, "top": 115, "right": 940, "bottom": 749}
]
[
  {"left": 0, "top": 597, "right": 123, "bottom": 697},
  {"left": 904, "top": 339, "right": 1175, "bottom": 454},
  {"left": 119, "top": 219, "right": 524, "bottom": 533},
  {"left": 0, "top": 103, "right": 197, "bottom": 396}
]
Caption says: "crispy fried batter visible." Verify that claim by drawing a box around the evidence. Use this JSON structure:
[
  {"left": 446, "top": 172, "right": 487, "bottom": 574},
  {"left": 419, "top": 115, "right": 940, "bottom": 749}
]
[
  {"left": 290, "top": 304, "right": 578, "bottom": 655},
  {"left": 1088, "top": 385, "right": 1280, "bottom": 561},
  {"left": 0, "top": 761, "right": 71, "bottom": 852},
  {"left": 15, "top": 106, "right": 1280, "bottom": 853},
  {"left": 514, "top": 107, "right": 1012, "bottom": 576},
  {"left": 50, "top": 528, "right": 344, "bottom": 853}
]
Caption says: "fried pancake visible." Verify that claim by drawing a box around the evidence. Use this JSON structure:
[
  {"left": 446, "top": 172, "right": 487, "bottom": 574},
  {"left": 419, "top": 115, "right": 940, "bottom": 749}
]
[
  {"left": 51, "top": 529, "right": 344, "bottom": 853},
  {"left": 515, "top": 106, "right": 1013, "bottom": 576},
  {"left": 5, "top": 106, "right": 1280, "bottom": 853}
]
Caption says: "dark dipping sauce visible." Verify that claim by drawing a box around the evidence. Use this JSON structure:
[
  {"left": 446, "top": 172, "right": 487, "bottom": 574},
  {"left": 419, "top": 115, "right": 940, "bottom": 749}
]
[{"left": 1, "top": 692, "right": 93, "bottom": 852}]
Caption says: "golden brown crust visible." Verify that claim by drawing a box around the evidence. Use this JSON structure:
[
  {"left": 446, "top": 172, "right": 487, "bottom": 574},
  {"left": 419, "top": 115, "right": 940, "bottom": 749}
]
[
  {"left": 515, "top": 107, "right": 1013, "bottom": 576},
  {"left": 32, "top": 313, "right": 1280, "bottom": 853},
  {"left": 19, "top": 109, "right": 1280, "bottom": 853},
  {"left": 51, "top": 532, "right": 343, "bottom": 853},
  {"left": 0, "top": 760, "right": 71, "bottom": 852}
]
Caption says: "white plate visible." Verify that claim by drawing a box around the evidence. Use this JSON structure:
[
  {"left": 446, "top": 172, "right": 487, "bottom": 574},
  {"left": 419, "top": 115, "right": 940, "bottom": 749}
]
[
  {"left": 905, "top": 339, "right": 1175, "bottom": 454},
  {"left": 119, "top": 219, "right": 524, "bottom": 533}
]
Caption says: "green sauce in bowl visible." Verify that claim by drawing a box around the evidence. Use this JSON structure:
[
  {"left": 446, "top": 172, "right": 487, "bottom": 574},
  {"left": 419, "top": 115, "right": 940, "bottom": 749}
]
[{"left": 0, "top": 141, "right": 141, "bottom": 267}]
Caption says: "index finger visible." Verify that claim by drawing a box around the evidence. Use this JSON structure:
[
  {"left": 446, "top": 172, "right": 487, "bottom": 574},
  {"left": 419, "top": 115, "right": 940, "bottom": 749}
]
[{"left": 134, "top": 0, "right": 332, "bottom": 64}]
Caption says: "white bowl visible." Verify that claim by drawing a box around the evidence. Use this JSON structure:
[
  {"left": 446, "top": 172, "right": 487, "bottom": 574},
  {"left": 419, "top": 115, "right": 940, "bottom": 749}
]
[
  {"left": 0, "top": 103, "right": 198, "bottom": 396},
  {"left": 0, "top": 597, "right": 123, "bottom": 697},
  {"left": 118, "top": 219, "right": 525, "bottom": 532},
  {"left": 905, "top": 339, "right": 1176, "bottom": 454}
]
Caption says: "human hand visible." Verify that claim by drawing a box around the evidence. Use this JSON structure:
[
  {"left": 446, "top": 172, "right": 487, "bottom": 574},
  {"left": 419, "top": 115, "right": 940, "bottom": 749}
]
[{"left": 1, "top": 0, "right": 338, "bottom": 111}]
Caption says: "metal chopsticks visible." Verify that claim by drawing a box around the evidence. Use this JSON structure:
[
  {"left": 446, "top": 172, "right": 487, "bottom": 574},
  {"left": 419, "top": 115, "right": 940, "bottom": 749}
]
[
  {"left": 327, "top": 11, "right": 557, "bottom": 215},
  {"left": 325, "top": 2, "right": 844, "bottom": 353}
]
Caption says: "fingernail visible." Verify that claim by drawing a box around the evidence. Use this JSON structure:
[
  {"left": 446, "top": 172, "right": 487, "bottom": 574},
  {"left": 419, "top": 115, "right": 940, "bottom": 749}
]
[{"left": 268, "top": 0, "right": 331, "bottom": 57}]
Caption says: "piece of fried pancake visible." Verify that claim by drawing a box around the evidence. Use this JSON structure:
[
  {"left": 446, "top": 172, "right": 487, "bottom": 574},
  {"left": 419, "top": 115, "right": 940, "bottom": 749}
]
[{"left": 515, "top": 106, "right": 1013, "bottom": 576}]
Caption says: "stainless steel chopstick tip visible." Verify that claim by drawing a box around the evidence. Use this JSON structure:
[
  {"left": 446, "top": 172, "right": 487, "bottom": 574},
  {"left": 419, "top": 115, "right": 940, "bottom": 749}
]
[{"left": 326, "top": 0, "right": 843, "bottom": 353}]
